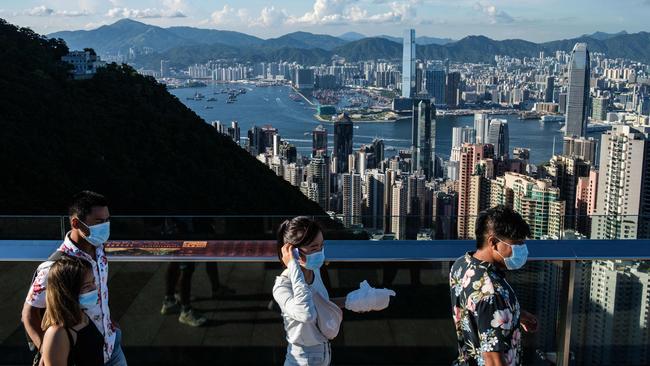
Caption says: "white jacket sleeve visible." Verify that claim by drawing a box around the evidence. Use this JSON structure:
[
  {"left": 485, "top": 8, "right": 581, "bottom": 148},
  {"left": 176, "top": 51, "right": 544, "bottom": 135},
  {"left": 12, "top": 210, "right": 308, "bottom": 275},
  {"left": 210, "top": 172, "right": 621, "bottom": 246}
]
[{"left": 273, "top": 259, "right": 317, "bottom": 323}]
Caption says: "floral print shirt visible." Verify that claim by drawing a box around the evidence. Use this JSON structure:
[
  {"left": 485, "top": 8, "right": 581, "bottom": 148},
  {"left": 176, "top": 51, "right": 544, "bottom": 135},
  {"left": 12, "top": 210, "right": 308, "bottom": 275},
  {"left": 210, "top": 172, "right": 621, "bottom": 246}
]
[
  {"left": 449, "top": 252, "right": 521, "bottom": 366},
  {"left": 26, "top": 233, "right": 116, "bottom": 363}
]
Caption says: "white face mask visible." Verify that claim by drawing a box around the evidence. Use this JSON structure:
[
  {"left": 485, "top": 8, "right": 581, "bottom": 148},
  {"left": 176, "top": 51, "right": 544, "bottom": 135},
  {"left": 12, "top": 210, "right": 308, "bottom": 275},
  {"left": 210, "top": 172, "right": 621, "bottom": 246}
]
[
  {"left": 494, "top": 237, "right": 529, "bottom": 270},
  {"left": 79, "top": 220, "right": 110, "bottom": 247}
]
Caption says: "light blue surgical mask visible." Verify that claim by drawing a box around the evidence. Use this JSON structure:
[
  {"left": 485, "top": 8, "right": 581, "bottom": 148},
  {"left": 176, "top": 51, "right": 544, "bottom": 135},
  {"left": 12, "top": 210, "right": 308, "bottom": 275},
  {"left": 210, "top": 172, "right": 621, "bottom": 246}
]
[
  {"left": 495, "top": 238, "right": 528, "bottom": 270},
  {"left": 79, "top": 220, "right": 110, "bottom": 247},
  {"left": 303, "top": 248, "right": 325, "bottom": 270},
  {"left": 79, "top": 289, "right": 99, "bottom": 309}
]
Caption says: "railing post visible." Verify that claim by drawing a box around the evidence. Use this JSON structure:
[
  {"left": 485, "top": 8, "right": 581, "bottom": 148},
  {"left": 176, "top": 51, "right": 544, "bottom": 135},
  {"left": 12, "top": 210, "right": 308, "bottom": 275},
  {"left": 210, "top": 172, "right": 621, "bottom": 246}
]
[
  {"left": 556, "top": 260, "right": 575, "bottom": 366},
  {"left": 60, "top": 216, "right": 66, "bottom": 240}
]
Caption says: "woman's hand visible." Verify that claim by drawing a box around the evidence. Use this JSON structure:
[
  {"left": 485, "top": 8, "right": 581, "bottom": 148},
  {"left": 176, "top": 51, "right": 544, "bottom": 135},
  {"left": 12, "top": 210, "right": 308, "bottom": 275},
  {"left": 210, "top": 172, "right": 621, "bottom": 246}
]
[{"left": 281, "top": 243, "right": 295, "bottom": 267}]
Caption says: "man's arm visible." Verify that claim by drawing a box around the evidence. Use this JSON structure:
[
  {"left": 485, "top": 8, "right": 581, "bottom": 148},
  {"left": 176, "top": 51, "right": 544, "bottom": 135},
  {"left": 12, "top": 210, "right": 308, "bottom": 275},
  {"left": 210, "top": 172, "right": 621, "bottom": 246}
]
[
  {"left": 21, "top": 302, "right": 44, "bottom": 351},
  {"left": 483, "top": 352, "right": 505, "bottom": 366}
]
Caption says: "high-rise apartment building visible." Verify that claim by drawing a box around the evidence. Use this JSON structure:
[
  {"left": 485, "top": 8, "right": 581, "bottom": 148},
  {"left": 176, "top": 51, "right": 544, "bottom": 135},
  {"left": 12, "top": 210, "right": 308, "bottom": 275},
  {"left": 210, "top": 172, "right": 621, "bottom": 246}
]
[
  {"left": 591, "top": 125, "right": 650, "bottom": 239},
  {"left": 565, "top": 43, "right": 591, "bottom": 137}
]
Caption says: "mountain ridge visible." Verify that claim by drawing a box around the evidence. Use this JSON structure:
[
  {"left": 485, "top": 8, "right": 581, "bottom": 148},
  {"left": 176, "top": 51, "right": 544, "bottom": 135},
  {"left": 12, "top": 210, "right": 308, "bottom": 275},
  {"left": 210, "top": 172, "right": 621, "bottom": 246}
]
[{"left": 47, "top": 19, "right": 650, "bottom": 66}]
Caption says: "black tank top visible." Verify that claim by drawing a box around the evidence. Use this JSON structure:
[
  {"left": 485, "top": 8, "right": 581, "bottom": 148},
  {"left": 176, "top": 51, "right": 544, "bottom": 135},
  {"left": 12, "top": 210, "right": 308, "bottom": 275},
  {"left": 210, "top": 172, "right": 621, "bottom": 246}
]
[{"left": 64, "top": 317, "right": 104, "bottom": 366}]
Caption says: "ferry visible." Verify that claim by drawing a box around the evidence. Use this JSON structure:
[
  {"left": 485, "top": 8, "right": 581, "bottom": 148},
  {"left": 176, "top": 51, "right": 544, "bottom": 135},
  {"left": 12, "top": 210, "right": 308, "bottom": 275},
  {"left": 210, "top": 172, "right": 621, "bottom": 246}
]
[
  {"left": 560, "top": 122, "right": 612, "bottom": 133},
  {"left": 540, "top": 115, "right": 565, "bottom": 123}
]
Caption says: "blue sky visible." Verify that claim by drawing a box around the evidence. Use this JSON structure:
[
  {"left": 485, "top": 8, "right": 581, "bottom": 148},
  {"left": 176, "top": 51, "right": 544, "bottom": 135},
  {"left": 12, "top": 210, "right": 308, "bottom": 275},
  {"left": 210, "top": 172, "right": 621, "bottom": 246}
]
[{"left": 0, "top": 0, "right": 648, "bottom": 41}]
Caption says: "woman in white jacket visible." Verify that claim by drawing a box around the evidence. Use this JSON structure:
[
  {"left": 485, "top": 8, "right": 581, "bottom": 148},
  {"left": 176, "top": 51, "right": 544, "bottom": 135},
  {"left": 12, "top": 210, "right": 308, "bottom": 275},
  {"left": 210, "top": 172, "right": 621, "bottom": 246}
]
[
  {"left": 273, "top": 217, "right": 395, "bottom": 366},
  {"left": 273, "top": 217, "right": 340, "bottom": 366}
]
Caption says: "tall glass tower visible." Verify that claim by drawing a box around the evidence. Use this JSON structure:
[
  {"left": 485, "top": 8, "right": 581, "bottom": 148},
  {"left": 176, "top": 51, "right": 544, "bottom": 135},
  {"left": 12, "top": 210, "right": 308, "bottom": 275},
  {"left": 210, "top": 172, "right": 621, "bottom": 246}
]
[
  {"left": 411, "top": 99, "right": 436, "bottom": 178},
  {"left": 565, "top": 43, "right": 590, "bottom": 137},
  {"left": 402, "top": 29, "right": 416, "bottom": 98}
]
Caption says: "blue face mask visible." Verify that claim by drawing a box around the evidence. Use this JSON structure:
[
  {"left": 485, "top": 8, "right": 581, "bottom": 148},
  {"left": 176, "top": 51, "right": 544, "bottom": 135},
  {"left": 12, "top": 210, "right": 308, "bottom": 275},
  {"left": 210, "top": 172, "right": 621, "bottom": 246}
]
[
  {"left": 495, "top": 238, "right": 528, "bottom": 270},
  {"left": 303, "top": 248, "right": 325, "bottom": 270},
  {"left": 79, "top": 220, "right": 110, "bottom": 247},
  {"left": 79, "top": 289, "right": 99, "bottom": 309}
]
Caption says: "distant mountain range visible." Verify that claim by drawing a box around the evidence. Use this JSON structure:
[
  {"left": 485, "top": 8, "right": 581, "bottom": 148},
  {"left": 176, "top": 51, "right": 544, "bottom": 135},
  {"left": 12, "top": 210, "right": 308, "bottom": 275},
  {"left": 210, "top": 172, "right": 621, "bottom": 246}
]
[{"left": 47, "top": 19, "right": 650, "bottom": 67}]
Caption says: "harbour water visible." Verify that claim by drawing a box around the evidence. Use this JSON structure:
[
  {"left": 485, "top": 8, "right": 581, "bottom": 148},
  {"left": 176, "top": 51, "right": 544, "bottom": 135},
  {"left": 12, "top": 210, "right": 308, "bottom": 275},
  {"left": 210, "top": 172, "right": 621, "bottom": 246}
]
[{"left": 170, "top": 83, "right": 602, "bottom": 165}]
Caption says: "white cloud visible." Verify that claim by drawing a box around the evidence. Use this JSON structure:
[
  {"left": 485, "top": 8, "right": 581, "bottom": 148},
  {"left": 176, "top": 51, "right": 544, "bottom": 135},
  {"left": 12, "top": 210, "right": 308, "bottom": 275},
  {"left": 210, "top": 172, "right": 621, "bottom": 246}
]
[
  {"left": 107, "top": 7, "right": 186, "bottom": 19},
  {"left": 210, "top": 5, "right": 240, "bottom": 25},
  {"left": 206, "top": 0, "right": 428, "bottom": 29},
  {"left": 474, "top": 2, "right": 514, "bottom": 24},
  {"left": 287, "top": 0, "right": 422, "bottom": 25},
  {"left": 21, "top": 5, "right": 92, "bottom": 17},
  {"left": 253, "top": 6, "right": 289, "bottom": 27}
]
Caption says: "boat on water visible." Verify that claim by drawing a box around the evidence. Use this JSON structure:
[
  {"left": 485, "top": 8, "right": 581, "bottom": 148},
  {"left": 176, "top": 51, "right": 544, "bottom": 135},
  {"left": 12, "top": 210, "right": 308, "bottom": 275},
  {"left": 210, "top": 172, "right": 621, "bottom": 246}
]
[
  {"left": 205, "top": 106, "right": 213, "bottom": 109},
  {"left": 385, "top": 146, "right": 396, "bottom": 151},
  {"left": 289, "top": 93, "right": 302, "bottom": 102},
  {"left": 560, "top": 122, "right": 613, "bottom": 133},
  {"left": 207, "top": 97, "right": 218, "bottom": 102},
  {"left": 541, "top": 115, "right": 565, "bottom": 123}
]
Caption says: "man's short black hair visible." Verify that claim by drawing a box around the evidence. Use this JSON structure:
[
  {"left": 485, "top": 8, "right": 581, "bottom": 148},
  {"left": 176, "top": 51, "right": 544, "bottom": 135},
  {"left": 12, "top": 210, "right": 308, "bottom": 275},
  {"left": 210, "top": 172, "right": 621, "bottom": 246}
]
[
  {"left": 475, "top": 205, "right": 531, "bottom": 249},
  {"left": 68, "top": 191, "right": 108, "bottom": 222}
]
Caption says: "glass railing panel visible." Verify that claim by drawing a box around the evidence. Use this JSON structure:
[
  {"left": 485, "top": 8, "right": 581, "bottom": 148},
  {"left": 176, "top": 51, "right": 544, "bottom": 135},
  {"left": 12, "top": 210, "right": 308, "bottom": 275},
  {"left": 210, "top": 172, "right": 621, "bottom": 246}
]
[
  {"left": 0, "top": 216, "right": 64, "bottom": 240},
  {"left": 0, "top": 258, "right": 591, "bottom": 365},
  {"left": 570, "top": 259, "right": 650, "bottom": 366}
]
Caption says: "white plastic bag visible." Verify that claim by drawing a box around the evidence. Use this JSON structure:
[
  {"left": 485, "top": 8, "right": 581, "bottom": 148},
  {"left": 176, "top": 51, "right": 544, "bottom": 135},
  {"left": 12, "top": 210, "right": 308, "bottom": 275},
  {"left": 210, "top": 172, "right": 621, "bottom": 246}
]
[{"left": 345, "top": 280, "right": 396, "bottom": 313}]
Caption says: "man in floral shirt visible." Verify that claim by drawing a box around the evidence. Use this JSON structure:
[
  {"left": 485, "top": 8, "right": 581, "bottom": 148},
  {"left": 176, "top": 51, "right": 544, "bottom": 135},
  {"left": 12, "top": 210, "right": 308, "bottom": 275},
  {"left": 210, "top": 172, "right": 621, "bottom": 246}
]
[
  {"left": 449, "top": 206, "right": 538, "bottom": 366},
  {"left": 22, "top": 191, "right": 127, "bottom": 366}
]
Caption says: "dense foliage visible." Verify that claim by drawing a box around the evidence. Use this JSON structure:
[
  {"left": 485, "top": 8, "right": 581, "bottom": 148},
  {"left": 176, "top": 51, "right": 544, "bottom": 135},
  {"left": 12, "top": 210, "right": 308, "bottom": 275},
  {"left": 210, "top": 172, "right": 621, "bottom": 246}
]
[{"left": 0, "top": 18, "right": 327, "bottom": 216}]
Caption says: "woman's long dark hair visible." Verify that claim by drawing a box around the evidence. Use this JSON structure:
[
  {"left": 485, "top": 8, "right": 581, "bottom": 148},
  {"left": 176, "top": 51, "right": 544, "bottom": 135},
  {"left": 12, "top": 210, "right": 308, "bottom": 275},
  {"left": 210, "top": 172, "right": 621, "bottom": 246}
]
[{"left": 276, "top": 216, "right": 323, "bottom": 264}]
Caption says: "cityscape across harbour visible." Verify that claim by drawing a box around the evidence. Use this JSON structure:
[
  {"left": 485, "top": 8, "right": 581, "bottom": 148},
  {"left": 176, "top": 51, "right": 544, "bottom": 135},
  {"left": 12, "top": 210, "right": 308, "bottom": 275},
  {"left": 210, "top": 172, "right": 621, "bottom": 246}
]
[{"left": 170, "top": 83, "right": 601, "bottom": 165}]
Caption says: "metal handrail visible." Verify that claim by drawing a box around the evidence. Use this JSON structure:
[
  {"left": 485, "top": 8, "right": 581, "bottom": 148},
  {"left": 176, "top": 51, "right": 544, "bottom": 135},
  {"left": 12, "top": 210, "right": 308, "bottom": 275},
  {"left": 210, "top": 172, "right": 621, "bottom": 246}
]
[{"left": 1, "top": 239, "right": 649, "bottom": 262}]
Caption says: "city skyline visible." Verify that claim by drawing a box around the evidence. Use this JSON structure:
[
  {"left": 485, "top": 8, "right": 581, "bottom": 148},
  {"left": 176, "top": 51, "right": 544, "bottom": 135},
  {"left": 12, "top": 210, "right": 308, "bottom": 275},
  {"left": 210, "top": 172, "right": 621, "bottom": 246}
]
[{"left": 1, "top": 0, "right": 649, "bottom": 42}]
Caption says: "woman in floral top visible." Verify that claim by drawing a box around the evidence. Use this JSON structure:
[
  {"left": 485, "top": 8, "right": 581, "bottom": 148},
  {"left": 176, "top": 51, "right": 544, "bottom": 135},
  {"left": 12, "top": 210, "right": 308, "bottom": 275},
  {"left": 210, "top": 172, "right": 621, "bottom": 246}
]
[{"left": 449, "top": 206, "right": 538, "bottom": 366}]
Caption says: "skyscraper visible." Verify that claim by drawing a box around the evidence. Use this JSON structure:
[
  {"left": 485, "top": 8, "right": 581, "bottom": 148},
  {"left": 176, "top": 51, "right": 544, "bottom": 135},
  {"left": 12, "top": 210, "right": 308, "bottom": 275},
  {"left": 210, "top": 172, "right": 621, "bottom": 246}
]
[
  {"left": 487, "top": 119, "right": 510, "bottom": 158},
  {"left": 492, "top": 172, "right": 566, "bottom": 239},
  {"left": 565, "top": 43, "right": 591, "bottom": 137},
  {"left": 300, "top": 181, "right": 319, "bottom": 204},
  {"left": 544, "top": 76, "right": 555, "bottom": 103},
  {"left": 284, "top": 163, "right": 304, "bottom": 187},
  {"left": 401, "top": 29, "right": 416, "bottom": 98},
  {"left": 457, "top": 144, "right": 493, "bottom": 239},
  {"left": 391, "top": 179, "right": 408, "bottom": 239},
  {"left": 411, "top": 99, "right": 436, "bottom": 178},
  {"left": 591, "top": 125, "right": 650, "bottom": 239},
  {"left": 312, "top": 124, "right": 328, "bottom": 157},
  {"left": 425, "top": 68, "right": 446, "bottom": 104},
  {"left": 342, "top": 172, "right": 362, "bottom": 228},
  {"left": 575, "top": 169, "right": 598, "bottom": 237},
  {"left": 445, "top": 72, "right": 461, "bottom": 107},
  {"left": 364, "top": 170, "right": 385, "bottom": 230},
  {"left": 474, "top": 113, "right": 490, "bottom": 144},
  {"left": 562, "top": 136, "right": 597, "bottom": 164},
  {"left": 407, "top": 173, "right": 427, "bottom": 230},
  {"left": 592, "top": 96, "right": 608, "bottom": 121},
  {"left": 307, "top": 153, "right": 330, "bottom": 211},
  {"left": 451, "top": 126, "right": 475, "bottom": 148},
  {"left": 545, "top": 155, "right": 591, "bottom": 229},
  {"left": 333, "top": 113, "right": 353, "bottom": 173}
]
